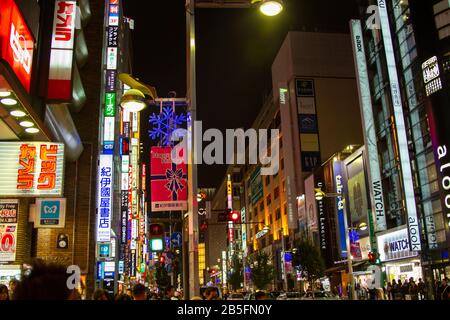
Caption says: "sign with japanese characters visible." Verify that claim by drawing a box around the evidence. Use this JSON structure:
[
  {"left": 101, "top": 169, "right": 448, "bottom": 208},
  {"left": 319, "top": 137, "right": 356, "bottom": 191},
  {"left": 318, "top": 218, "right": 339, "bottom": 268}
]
[
  {"left": 0, "top": 142, "right": 64, "bottom": 196},
  {"left": 150, "top": 147, "right": 188, "bottom": 212},
  {"left": 0, "top": 0, "right": 35, "bottom": 93},
  {"left": 0, "top": 223, "right": 17, "bottom": 262},
  {"left": 97, "top": 154, "right": 113, "bottom": 242},
  {"left": 0, "top": 200, "right": 18, "bottom": 224},
  {"left": 34, "top": 198, "right": 66, "bottom": 228},
  {"left": 47, "top": 0, "right": 77, "bottom": 100}
]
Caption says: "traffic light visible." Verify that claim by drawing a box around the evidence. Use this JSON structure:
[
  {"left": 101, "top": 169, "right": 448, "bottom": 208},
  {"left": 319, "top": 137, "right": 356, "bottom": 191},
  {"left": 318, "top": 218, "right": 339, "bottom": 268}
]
[
  {"left": 368, "top": 251, "right": 379, "bottom": 264},
  {"left": 149, "top": 223, "right": 164, "bottom": 252},
  {"left": 228, "top": 209, "right": 241, "bottom": 223},
  {"left": 159, "top": 254, "right": 166, "bottom": 265}
]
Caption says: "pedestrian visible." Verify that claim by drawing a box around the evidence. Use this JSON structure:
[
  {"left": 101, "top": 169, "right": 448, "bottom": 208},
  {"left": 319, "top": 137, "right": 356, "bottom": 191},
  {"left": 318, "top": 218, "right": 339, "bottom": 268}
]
[
  {"left": 417, "top": 278, "right": 426, "bottom": 300},
  {"left": 0, "top": 284, "right": 9, "bottom": 301},
  {"left": 401, "top": 279, "right": 409, "bottom": 300},
  {"left": 386, "top": 281, "right": 392, "bottom": 300},
  {"left": 435, "top": 280, "right": 442, "bottom": 301},
  {"left": 204, "top": 287, "right": 219, "bottom": 300},
  {"left": 255, "top": 291, "right": 268, "bottom": 300},
  {"left": 408, "top": 278, "right": 418, "bottom": 300},
  {"left": 132, "top": 284, "right": 147, "bottom": 300},
  {"left": 337, "top": 283, "right": 343, "bottom": 298},
  {"left": 162, "top": 285, "right": 176, "bottom": 300},
  {"left": 441, "top": 278, "right": 450, "bottom": 300},
  {"left": 93, "top": 288, "right": 110, "bottom": 300},
  {"left": 8, "top": 279, "right": 19, "bottom": 300},
  {"left": 115, "top": 293, "right": 132, "bottom": 301},
  {"left": 12, "top": 259, "right": 79, "bottom": 300}
]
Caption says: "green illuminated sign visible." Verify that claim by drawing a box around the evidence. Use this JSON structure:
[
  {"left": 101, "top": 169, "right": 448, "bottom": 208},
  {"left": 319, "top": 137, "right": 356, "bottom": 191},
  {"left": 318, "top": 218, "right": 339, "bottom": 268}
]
[{"left": 104, "top": 93, "right": 116, "bottom": 117}]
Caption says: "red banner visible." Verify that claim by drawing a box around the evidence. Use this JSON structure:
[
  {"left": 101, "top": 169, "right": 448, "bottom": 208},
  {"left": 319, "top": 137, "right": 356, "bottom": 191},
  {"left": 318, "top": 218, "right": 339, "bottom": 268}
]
[{"left": 150, "top": 147, "right": 187, "bottom": 212}]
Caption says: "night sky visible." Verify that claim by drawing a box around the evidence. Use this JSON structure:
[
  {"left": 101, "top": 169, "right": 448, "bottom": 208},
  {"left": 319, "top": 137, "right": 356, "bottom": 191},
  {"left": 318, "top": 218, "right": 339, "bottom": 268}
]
[{"left": 123, "top": 0, "right": 360, "bottom": 188}]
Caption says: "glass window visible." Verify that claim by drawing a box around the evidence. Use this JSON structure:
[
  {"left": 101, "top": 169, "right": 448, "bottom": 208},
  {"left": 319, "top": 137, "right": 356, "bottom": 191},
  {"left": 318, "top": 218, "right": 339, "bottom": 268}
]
[
  {"left": 274, "top": 187, "right": 280, "bottom": 200},
  {"left": 275, "top": 208, "right": 281, "bottom": 220},
  {"left": 265, "top": 175, "right": 270, "bottom": 186},
  {"left": 259, "top": 201, "right": 264, "bottom": 212},
  {"left": 266, "top": 194, "right": 272, "bottom": 206}
]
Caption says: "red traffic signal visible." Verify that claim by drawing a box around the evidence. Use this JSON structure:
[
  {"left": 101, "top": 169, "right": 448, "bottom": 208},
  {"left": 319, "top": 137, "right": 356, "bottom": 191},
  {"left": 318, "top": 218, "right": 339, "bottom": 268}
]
[
  {"left": 228, "top": 210, "right": 241, "bottom": 223},
  {"left": 159, "top": 255, "right": 165, "bottom": 264},
  {"left": 200, "top": 222, "right": 208, "bottom": 232},
  {"left": 149, "top": 223, "right": 164, "bottom": 236},
  {"left": 368, "top": 251, "right": 378, "bottom": 263}
]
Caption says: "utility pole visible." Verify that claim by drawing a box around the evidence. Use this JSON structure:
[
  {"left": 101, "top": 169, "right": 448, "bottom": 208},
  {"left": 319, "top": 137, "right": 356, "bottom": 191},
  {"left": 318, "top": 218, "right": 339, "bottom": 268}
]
[{"left": 185, "top": 0, "right": 200, "bottom": 299}]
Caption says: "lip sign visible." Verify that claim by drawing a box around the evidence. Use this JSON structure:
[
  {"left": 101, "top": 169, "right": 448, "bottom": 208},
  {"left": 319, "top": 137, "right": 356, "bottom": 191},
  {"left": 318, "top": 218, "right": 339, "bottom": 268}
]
[{"left": 10, "top": 23, "right": 32, "bottom": 75}]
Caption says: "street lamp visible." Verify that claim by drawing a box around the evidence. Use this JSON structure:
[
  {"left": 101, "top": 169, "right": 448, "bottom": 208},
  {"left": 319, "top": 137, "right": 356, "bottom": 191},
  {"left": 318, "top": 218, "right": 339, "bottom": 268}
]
[
  {"left": 185, "top": 0, "right": 284, "bottom": 298},
  {"left": 120, "top": 89, "right": 147, "bottom": 112},
  {"left": 314, "top": 187, "right": 357, "bottom": 300},
  {"left": 255, "top": 0, "right": 284, "bottom": 16}
]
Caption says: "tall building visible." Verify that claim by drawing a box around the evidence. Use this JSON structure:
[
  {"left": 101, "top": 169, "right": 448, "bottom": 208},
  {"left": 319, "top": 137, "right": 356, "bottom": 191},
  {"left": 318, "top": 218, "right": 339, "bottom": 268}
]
[
  {"left": 351, "top": 0, "right": 450, "bottom": 292},
  {"left": 0, "top": 0, "right": 103, "bottom": 298}
]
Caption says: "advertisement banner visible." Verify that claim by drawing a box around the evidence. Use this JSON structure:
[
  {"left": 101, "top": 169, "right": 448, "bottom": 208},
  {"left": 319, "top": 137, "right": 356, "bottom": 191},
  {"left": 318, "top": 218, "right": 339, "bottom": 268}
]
[
  {"left": 305, "top": 175, "right": 318, "bottom": 236},
  {"left": 34, "top": 198, "right": 66, "bottom": 228},
  {"left": 150, "top": 147, "right": 188, "bottom": 212},
  {"left": 0, "top": 0, "right": 34, "bottom": 92},
  {"left": 0, "top": 223, "right": 17, "bottom": 262},
  {"left": 333, "top": 160, "right": 348, "bottom": 258},
  {"left": 378, "top": 0, "right": 421, "bottom": 252},
  {"left": 0, "top": 142, "right": 64, "bottom": 197},
  {"left": 0, "top": 200, "right": 18, "bottom": 224},
  {"left": 345, "top": 153, "right": 369, "bottom": 238},
  {"left": 350, "top": 19, "right": 387, "bottom": 233},
  {"left": 377, "top": 227, "right": 419, "bottom": 262}
]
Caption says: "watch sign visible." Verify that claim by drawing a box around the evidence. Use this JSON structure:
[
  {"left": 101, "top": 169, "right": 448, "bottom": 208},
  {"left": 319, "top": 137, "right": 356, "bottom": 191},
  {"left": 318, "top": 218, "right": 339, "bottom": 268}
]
[
  {"left": 377, "top": 227, "right": 419, "bottom": 262},
  {"left": 0, "top": 0, "right": 35, "bottom": 93}
]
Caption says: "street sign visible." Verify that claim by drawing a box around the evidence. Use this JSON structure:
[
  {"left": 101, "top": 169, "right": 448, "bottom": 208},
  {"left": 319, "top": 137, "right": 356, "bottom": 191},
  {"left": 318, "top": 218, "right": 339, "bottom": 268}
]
[{"left": 171, "top": 232, "right": 182, "bottom": 247}]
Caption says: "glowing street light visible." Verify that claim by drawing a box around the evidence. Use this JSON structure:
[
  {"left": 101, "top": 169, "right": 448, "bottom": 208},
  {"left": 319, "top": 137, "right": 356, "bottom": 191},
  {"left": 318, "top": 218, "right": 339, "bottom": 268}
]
[
  {"left": 119, "top": 89, "right": 147, "bottom": 112},
  {"left": 258, "top": 0, "right": 283, "bottom": 16}
]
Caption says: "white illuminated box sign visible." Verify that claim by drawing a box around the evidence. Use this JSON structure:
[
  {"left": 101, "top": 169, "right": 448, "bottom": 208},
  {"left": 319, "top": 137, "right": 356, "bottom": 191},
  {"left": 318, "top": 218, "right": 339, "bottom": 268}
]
[
  {"left": 422, "top": 56, "right": 443, "bottom": 96},
  {"left": 97, "top": 155, "right": 113, "bottom": 242},
  {"left": 107, "top": 47, "right": 117, "bottom": 70},
  {"left": 103, "top": 117, "right": 115, "bottom": 142},
  {"left": 0, "top": 142, "right": 65, "bottom": 196},
  {"left": 47, "top": 0, "right": 77, "bottom": 100}
]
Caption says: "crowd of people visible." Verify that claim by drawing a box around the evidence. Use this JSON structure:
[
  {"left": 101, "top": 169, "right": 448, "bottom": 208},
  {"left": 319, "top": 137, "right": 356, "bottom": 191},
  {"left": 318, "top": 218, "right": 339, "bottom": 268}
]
[{"left": 1, "top": 259, "right": 449, "bottom": 300}]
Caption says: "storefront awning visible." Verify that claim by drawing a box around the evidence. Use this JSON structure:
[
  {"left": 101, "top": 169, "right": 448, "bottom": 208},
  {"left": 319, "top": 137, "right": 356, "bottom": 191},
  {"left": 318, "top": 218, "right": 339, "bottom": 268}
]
[{"left": 0, "top": 61, "right": 53, "bottom": 141}]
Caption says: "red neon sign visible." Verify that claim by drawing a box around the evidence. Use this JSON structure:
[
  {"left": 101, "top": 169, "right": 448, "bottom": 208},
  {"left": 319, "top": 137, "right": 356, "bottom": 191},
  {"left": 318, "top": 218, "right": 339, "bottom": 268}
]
[{"left": 0, "top": 0, "right": 34, "bottom": 93}]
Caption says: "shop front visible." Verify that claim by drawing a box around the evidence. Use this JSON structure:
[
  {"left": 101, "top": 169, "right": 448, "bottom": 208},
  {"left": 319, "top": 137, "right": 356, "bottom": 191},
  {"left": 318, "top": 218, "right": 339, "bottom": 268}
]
[{"left": 377, "top": 226, "right": 423, "bottom": 284}]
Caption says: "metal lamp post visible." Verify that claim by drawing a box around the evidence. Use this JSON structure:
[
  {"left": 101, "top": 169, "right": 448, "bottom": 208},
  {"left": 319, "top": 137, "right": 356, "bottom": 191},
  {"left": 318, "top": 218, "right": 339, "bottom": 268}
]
[{"left": 184, "top": 0, "right": 283, "bottom": 298}]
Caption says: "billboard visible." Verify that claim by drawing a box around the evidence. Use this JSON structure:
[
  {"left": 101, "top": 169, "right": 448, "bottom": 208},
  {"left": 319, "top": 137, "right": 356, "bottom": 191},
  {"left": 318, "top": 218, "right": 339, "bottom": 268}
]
[
  {"left": 0, "top": 198, "right": 18, "bottom": 262},
  {"left": 345, "top": 153, "right": 369, "bottom": 238},
  {"left": 0, "top": 0, "right": 34, "bottom": 92},
  {"left": 296, "top": 79, "right": 320, "bottom": 172},
  {"left": 350, "top": 19, "right": 387, "bottom": 232},
  {"left": 378, "top": 0, "right": 421, "bottom": 252},
  {"left": 305, "top": 174, "right": 318, "bottom": 238},
  {"left": 0, "top": 142, "right": 64, "bottom": 196},
  {"left": 150, "top": 147, "right": 188, "bottom": 212}
]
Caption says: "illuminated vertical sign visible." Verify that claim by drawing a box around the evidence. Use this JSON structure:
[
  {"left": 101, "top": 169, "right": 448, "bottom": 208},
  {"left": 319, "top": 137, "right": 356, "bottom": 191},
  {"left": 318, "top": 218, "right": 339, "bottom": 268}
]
[
  {"left": 333, "top": 160, "right": 348, "bottom": 258},
  {"left": 227, "top": 174, "right": 232, "bottom": 209},
  {"left": 0, "top": 0, "right": 34, "bottom": 93},
  {"left": 378, "top": 0, "right": 421, "bottom": 251},
  {"left": 350, "top": 19, "right": 387, "bottom": 232},
  {"left": 47, "top": 0, "right": 77, "bottom": 100},
  {"left": 97, "top": 155, "right": 113, "bottom": 242},
  {"left": 108, "top": 0, "right": 119, "bottom": 26},
  {"left": 279, "top": 85, "right": 298, "bottom": 230},
  {"left": 241, "top": 207, "right": 247, "bottom": 253}
]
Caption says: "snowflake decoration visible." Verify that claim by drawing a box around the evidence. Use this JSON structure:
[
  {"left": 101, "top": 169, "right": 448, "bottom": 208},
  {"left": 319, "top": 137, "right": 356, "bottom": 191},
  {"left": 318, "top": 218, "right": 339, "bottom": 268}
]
[{"left": 148, "top": 106, "right": 188, "bottom": 146}]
